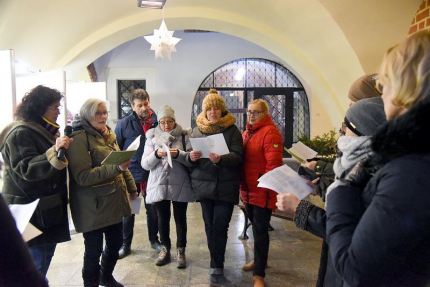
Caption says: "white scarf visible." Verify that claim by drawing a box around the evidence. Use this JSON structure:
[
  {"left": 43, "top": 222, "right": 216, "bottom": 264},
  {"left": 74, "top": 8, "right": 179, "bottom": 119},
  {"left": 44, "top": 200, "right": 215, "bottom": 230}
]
[{"left": 325, "top": 136, "right": 373, "bottom": 206}]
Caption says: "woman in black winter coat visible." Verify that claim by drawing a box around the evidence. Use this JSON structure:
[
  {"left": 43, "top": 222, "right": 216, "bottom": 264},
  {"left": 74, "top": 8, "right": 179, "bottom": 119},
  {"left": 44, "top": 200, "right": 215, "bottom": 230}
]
[{"left": 326, "top": 31, "right": 430, "bottom": 286}]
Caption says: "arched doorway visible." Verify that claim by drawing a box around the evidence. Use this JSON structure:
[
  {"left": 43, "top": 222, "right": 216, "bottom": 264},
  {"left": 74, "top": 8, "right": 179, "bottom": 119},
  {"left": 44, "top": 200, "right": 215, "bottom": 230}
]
[{"left": 191, "top": 58, "right": 310, "bottom": 148}]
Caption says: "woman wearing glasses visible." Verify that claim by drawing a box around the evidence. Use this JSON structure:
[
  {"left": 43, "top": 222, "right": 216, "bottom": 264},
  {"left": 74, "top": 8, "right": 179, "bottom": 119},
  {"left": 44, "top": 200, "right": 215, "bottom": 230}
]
[
  {"left": 240, "top": 99, "right": 283, "bottom": 287},
  {"left": 67, "top": 99, "right": 137, "bottom": 287},
  {"left": 141, "top": 105, "right": 194, "bottom": 269}
]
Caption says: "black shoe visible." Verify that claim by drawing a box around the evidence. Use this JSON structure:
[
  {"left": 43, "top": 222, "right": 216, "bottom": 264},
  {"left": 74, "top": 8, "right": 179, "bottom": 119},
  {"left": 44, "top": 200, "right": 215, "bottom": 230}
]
[
  {"left": 209, "top": 274, "right": 234, "bottom": 287},
  {"left": 99, "top": 274, "right": 124, "bottom": 287},
  {"left": 118, "top": 245, "right": 131, "bottom": 259},
  {"left": 150, "top": 240, "right": 162, "bottom": 252},
  {"left": 176, "top": 247, "right": 186, "bottom": 269}
]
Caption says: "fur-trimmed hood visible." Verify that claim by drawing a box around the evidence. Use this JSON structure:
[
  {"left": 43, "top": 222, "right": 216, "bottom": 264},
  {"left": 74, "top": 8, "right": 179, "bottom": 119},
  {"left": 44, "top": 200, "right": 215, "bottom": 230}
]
[{"left": 372, "top": 98, "right": 430, "bottom": 161}]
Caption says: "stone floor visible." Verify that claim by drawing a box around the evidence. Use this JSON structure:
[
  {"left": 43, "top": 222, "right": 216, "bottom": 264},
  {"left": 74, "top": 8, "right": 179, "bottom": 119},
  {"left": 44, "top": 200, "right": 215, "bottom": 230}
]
[{"left": 47, "top": 203, "right": 322, "bottom": 287}]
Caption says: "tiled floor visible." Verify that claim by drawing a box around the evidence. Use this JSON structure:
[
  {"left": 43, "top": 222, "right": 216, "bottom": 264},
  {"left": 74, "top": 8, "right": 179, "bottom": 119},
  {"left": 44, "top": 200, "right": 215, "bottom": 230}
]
[{"left": 47, "top": 203, "right": 322, "bottom": 287}]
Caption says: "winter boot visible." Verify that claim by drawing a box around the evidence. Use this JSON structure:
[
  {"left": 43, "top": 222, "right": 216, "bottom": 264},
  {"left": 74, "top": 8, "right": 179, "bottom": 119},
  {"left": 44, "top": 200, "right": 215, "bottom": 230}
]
[
  {"left": 177, "top": 247, "right": 186, "bottom": 269},
  {"left": 155, "top": 245, "right": 171, "bottom": 266}
]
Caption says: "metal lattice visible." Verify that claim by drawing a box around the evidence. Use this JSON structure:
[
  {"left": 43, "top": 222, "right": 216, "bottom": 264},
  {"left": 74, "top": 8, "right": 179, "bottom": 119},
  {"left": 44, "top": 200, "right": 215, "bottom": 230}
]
[
  {"left": 117, "top": 80, "right": 146, "bottom": 119},
  {"left": 192, "top": 58, "right": 309, "bottom": 143}
]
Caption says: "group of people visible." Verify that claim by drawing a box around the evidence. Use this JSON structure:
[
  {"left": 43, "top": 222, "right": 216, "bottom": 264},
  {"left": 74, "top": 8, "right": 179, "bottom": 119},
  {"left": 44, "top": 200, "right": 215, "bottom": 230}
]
[{"left": 0, "top": 30, "right": 429, "bottom": 287}]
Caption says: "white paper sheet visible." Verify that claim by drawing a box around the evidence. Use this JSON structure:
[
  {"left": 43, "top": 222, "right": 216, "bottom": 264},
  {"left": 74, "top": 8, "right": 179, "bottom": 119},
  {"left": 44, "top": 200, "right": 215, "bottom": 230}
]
[
  {"left": 9, "top": 199, "right": 42, "bottom": 241},
  {"left": 130, "top": 197, "right": 142, "bottom": 215},
  {"left": 189, "top": 133, "right": 229, "bottom": 158},
  {"left": 162, "top": 143, "right": 173, "bottom": 167},
  {"left": 257, "top": 165, "right": 313, "bottom": 199},
  {"left": 126, "top": 135, "right": 141, "bottom": 151}
]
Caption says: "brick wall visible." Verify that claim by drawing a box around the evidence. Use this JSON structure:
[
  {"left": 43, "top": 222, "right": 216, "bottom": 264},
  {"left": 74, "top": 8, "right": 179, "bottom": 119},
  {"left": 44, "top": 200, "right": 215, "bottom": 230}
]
[{"left": 409, "top": 0, "right": 430, "bottom": 35}]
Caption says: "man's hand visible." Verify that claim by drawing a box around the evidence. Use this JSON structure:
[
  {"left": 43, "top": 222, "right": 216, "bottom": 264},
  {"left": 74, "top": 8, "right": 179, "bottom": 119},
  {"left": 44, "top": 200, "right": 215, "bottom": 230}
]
[{"left": 208, "top": 152, "right": 221, "bottom": 164}]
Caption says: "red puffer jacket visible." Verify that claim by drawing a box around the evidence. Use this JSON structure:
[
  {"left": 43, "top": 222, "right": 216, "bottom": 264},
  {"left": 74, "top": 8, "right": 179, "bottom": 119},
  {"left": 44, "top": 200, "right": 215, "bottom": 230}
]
[{"left": 240, "top": 115, "right": 283, "bottom": 209}]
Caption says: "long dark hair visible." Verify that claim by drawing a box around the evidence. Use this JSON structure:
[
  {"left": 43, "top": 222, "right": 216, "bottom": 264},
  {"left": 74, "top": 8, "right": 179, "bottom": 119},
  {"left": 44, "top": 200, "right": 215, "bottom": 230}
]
[{"left": 15, "top": 85, "right": 63, "bottom": 121}]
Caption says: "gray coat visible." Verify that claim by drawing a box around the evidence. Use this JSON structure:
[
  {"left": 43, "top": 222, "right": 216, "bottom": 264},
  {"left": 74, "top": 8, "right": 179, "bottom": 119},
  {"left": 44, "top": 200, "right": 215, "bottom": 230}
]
[{"left": 141, "top": 124, "right": 195, "bottom": 204}]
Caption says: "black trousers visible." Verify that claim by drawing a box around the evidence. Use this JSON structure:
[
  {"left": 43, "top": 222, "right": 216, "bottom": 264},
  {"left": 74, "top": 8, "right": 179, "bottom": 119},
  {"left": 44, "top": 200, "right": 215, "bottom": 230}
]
[
  {"left": 82, "top": 222, "right": 122, "bottom": 280},
  {"left": 245, "top": 203, "right": 272, "bottom": 277},
  {"left": 200, "top": 199, "right": 234, "bottom": 269},
  {"left": 122, "top": 182, "right": 159, "bottom": 246},
  {"left": 153, "top": 200, "right": 188, "bottom": 250}
]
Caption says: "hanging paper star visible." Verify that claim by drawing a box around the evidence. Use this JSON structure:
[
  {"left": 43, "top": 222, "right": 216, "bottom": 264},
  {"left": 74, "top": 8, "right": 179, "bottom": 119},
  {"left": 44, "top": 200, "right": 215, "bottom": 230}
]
[{"left": 144, "top": 20, "right": 181, "bottom": 59}]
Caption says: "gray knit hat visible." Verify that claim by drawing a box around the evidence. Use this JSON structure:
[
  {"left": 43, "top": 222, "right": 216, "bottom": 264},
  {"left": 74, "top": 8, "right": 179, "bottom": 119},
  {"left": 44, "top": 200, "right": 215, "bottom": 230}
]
[
  {"left": 348, "top": 74, "right": 381, "bottom": 102},
  {"left": 157, "top": 105, "right": 175, "bottom": 121},
  {"left": 344, "top": 97, "right": 386, "bottom": 136}
]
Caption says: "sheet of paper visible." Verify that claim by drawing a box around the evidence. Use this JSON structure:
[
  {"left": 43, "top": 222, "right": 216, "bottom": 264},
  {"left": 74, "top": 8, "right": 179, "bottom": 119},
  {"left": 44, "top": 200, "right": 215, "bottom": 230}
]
[
  {"left": 126, "top": 135, "right": 141, "bottom": 151},
  {"left": 257, "top": 165, "right": 313, "bottom": 199},
  {"left": 189, "top": 134, "right": 229, "bottom": 158},
  {"left": 9, "top": 199, "right": 42, "bottom": 241},
  {"left": 287, "top": 141, "right": 318, "bottom": 163},
  {"left": 162, "top": 143, "right": 173, "bottom": 167},
  {"left": 130, "top": 197, "right": 142, "bottom": 215},
  {"left": 22, "top": 223, "right": 42, "bottom": 242}
]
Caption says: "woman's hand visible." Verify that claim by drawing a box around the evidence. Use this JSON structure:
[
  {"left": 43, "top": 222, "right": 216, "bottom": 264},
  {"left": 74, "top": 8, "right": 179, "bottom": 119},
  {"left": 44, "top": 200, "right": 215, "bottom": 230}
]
[
  {"left": 303, "top": 160, "right": 317, "bottom": 171},
  {"left": 208, "top": 152, "right": 221, "bottom": 164},
  {"left": 156, "top": 149, "right": 167, "bottom": 158},
  {"left": 55, "top": 135, "right": 73, "bottom": 152},
  {"left": 189, "top": 150, "right": 202, "bottom": 162},
  {"left": 118, "top": 160, "right": 131, "bottom": 171},
  {"left": 128, "top": 191, "right": 138, "bottom": 201},
  {"left": 276, "top": 193, "right": 301, "bottom": 214}
]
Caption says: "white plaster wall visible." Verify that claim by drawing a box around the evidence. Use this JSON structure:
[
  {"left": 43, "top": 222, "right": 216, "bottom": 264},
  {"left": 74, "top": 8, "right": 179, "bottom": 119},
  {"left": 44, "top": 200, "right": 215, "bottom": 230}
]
[{"left": 96, "top": 31, "right": 289, "bottom": 128}]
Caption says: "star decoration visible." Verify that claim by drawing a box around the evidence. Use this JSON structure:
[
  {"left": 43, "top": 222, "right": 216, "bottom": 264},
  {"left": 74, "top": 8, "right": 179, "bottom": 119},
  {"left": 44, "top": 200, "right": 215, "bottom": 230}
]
[{"left": 144, "top": 20, "right": 181, "bottom": 59}]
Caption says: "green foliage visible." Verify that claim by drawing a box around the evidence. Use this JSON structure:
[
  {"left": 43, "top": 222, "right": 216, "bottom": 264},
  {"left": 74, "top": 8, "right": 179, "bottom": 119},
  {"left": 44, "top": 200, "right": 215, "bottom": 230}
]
[{"left": 298, "top": 129, "right": 338, "bottom": 162}]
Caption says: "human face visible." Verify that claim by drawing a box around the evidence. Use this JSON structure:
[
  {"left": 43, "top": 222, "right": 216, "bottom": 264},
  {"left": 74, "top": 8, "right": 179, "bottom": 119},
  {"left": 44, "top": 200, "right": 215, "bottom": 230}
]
[
  {"left": 43, "top": 101, "right": 61, "bottom": 123},
  {"left": 206, "top": 106, "right": 222, "bottom": 123},
  {"left": 90, "top": 103, "right": 108, "bottom": 131},
  {"left": 132, "top": 99, "right": 150, "bottom": 118},
  {"left": 159, "top": 117, "right": 175, "bottom": 132},
  {"left": 247, "top": 103, "right": 266, "bottom": 125},
  {"left": 381, "top": 83, "right": 407, "bottom": 120}
]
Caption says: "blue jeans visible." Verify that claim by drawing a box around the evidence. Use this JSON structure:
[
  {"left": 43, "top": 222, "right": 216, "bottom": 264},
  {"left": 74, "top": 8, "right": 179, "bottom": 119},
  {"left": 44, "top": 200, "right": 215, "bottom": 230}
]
[{"left": 29, "top": 242, "right": 57, "bottom": 276}]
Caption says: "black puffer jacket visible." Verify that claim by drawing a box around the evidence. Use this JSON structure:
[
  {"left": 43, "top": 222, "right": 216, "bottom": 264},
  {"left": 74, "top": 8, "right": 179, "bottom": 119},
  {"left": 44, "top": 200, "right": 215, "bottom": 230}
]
[
  {"left": 189, "top": 125, "right": 243, "bottom": 204},
  {"left": 326, "top": 99, "right": 430, "bottom": 287}
]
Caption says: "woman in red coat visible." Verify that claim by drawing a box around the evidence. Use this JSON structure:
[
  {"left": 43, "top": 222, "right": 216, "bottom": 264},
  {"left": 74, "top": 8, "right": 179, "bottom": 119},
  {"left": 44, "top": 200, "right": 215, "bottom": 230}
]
[{"left": 240, "top": 99, "right": 283, "bottom": 287}]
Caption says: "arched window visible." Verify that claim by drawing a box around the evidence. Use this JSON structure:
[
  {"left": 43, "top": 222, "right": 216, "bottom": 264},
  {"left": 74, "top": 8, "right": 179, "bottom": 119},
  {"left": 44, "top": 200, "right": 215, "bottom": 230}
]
[{"left": 191, "top": 58, "right": 310, "bottom": 148}]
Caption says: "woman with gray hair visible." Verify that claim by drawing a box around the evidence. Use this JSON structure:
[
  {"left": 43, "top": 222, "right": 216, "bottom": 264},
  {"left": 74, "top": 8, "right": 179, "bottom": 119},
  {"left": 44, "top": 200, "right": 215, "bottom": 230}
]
[{"left": 67, "top": 98, "right": 137, "bottom": 287}]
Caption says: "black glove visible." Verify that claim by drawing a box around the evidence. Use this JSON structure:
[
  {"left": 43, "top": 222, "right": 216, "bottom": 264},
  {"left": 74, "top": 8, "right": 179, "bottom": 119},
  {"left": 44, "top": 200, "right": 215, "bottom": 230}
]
[{"left": 343, "top": 160, "right": 372, "bottom": 188}]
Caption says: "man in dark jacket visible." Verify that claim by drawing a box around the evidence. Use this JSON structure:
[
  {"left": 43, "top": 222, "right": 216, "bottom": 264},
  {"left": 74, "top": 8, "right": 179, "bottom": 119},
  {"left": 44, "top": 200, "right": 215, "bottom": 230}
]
[{"left": 114, "top": 88, "right": 160, "bottom": 258}]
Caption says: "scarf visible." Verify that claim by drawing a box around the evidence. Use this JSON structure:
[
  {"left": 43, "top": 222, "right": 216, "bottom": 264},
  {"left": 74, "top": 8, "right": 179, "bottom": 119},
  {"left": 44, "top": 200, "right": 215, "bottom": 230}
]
[
  {"left": 153, "top": 124, "right": 184, "bottom": 149},
  {"left": 325, "top": 136, "right": 372, "bottom": 205},
  {"left": 40, "top": 116, "right": 60, "bottom": 137},
  {"left": 196, "top": 111, "right": 236, "bottom": 134}
]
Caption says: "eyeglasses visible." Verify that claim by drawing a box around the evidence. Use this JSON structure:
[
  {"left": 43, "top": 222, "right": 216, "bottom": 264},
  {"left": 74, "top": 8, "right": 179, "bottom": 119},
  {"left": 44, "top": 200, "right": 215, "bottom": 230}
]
[
  {"left": 95, "top": 111, "right": 109, "bottom": 116},
  {"left": 246, "top": 110, "right": 263, "bottom": 116},
  {"left": 159, "top": 120, "right": 175, "bottom": 125}
]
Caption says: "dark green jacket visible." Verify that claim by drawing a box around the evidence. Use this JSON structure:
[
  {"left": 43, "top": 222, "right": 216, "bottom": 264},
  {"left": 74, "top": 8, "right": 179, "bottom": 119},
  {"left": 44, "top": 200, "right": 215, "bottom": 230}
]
[
  {"left": 67, "top": 120, "right": 136, "bottom": 233},
  {"left": 0, "top": 121, "right": 70, "bottom": 246},
  {"left": 189, "top": 125, "right": 243, "bottom": 204}
]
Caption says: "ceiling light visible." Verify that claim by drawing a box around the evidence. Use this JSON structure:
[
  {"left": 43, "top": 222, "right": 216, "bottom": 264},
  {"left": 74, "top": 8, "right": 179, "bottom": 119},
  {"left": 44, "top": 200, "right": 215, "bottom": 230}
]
[{"left": 137, "top": 0, "right": 166, "bottom": 9}]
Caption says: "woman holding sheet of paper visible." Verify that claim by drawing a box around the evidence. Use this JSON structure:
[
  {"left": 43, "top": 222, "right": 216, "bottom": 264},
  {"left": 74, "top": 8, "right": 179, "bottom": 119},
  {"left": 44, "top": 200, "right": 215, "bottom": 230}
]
[
  {"left": 240, "top": 99, "right": 283, "bottom": 287},
  {"left": 188, "top": 89, "right": 243, "bottom": 286},
  {"left": 141, "top": 105, "right": 194, "bottom": 268},
  {"left": 67, "top": 98, "right": 137, "bottom": 287}
]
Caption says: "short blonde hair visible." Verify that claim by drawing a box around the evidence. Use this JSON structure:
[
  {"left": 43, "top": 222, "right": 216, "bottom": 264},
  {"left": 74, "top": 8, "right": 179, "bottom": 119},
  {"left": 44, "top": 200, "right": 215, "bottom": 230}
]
[
  {"left": 80, "top": 98, "right": 107, "bottom": 122},
  {"left": 377, "top": 31, "right": 430, "bottom": 109},
  {"left": 248, "top": 99, "right": 269, "bottom": 114}
]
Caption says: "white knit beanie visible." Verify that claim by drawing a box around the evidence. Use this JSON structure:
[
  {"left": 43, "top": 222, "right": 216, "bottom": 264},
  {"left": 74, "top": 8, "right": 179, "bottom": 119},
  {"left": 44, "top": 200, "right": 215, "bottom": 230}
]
[{"left": 157, "top": 105, "right": 175, "bottom": 121}]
